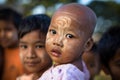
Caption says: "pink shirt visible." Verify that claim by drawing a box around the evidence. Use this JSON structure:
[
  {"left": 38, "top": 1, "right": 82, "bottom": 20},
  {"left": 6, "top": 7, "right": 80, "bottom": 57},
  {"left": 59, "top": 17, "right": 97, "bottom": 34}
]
[{"left": 38, "top": 61, "right": 90, "bottom": 80}]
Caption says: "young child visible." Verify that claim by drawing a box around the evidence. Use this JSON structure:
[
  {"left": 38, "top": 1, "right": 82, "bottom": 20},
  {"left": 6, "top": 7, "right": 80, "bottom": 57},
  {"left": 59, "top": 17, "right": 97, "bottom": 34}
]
[
  {"left": 82, "top": 43, "right": 101, "bottom": 80},
  {"left": 17, "top": 14, "right": 52, "bottom": 80},
  {"left": 39, "top": 3, "right": 97, "bottom": 80},
  {"left": 97, "top": 25, "right": 120, "bottom": 80},
  {"left": 0, "top": 7, "right": 24, "bottom": 80}
]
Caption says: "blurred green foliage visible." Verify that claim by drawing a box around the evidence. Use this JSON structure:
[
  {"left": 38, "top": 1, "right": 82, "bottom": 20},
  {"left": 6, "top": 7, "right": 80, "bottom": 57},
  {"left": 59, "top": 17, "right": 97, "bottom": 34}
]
[
  {"left": 1, "top": 0, "right": 120, "bottom": 34},
  {"left": 88, "top": 1, "right": 120, "bottom": 26},
  {"left": 86, "top": 1, "right": 120, "bottom": 36},
  {"left": 4, "top": 0, "right": 77, "bottom": 15}
]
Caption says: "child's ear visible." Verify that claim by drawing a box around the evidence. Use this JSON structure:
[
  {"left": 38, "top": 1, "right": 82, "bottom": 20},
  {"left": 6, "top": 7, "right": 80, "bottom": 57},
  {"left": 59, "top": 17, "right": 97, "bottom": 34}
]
[{"left": 84, "top": 38, "right": 93, "bottom": 51}]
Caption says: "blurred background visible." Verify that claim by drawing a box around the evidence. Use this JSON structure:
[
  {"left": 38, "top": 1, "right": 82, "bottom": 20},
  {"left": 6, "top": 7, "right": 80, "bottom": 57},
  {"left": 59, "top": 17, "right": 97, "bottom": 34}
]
[{"left": 0, "top": 0, "right": 120, "bottom": 42}]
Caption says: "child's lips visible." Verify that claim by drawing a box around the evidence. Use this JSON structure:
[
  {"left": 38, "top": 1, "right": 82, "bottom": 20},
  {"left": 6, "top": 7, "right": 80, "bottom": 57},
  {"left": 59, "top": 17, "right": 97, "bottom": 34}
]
[
  {"left": 51, "top": 49, "right": 61, "bottom": 57},
  {"left": 25, "top": 61, "right": 40, "bottom": 67}
]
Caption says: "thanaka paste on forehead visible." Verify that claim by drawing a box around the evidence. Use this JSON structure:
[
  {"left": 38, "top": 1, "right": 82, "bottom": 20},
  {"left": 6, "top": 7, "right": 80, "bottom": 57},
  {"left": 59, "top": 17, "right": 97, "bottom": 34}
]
[
  {"left": 56, "top": 16, "right": 71, "bottom": 28},
  {"left": 52, "top": 15, "right": 85, "bottom": 37},
  {"left": 54, "top": 11, "right": 83, "bottom": 25}
]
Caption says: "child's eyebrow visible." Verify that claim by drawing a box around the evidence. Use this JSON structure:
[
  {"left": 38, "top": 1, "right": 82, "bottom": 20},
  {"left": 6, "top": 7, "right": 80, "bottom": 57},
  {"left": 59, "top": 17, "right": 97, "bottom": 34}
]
[
  {"left": 35, "top": 41, "right": 45, "bottom": 44},
  {"left": 50, "top": 24, "right": 57, "bottom": 29},
  {"left": 19, "top": 41, "right": 45, "bottom": 44},
  {"left": 67, "top": 28, "right": 84, "bottom": 35}
]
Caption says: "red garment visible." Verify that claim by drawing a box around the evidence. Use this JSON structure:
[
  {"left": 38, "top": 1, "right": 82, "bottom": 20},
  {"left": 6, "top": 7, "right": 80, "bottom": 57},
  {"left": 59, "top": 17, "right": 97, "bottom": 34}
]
[{"left": 2, "top": 48, "right": 24, "bottom": 80}]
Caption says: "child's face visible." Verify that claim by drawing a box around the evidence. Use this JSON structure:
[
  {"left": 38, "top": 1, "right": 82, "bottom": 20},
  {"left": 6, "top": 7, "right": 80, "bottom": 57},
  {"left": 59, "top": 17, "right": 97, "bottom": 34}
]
[
  {"left": 82, "top": 51, "right": 100, "bottom": 80},
  {"left": 107, "top": 48, "right": 120, "bottom": 80},
  {"left": 19, "top": 30, "right": 52, "bottom": 73},
  {"left": 46, "top": 15, "right": 88, "bottom": 65},
  {"left": 0, "top": 20, "right": 18, "bottom": 48}
]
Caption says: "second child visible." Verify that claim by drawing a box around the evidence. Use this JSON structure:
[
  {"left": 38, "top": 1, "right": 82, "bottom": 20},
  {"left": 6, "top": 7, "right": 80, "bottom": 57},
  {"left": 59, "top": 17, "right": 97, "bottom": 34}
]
[
  {"left": 17, "top": 14, "right": 52, "bottom": 80},
  {"left": 97, "top": 25, "right": 120, "bottom": 80}
]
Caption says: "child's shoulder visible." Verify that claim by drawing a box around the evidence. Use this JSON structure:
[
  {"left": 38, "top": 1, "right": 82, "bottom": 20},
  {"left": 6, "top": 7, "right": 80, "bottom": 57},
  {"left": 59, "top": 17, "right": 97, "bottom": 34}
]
[{"left": 39, "top": 63, "right": 89, "bottom": 80}]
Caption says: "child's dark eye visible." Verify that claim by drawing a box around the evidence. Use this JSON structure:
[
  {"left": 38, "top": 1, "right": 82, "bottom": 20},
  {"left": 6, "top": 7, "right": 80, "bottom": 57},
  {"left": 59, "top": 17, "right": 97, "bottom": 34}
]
[
  {"left": 66, "top": 34, "right": 74, "bottom": 38},
  {"left": 49, "top": 29, "right": 56, "bottom": 35},
  {"left": 35, "top": 45, "right": 44, "bottom": 48},
  {"left": 19, "top": 45, "right": 27, "bottom": 49}
]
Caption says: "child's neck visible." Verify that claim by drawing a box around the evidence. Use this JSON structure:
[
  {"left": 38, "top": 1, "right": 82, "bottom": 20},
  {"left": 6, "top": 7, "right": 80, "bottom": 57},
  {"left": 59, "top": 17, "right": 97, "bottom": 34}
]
[
  {"left": 32, "top": 67, "right": 51, "bottom": 79},
  {"left": 72, "top": 57, "right": 83, "bottom": 71},
  {"left": 34, "top": 63, "right": 52, "bottom": 79},
  {"left": 23, "top": 72, "right": 42, "bottom": 80}
]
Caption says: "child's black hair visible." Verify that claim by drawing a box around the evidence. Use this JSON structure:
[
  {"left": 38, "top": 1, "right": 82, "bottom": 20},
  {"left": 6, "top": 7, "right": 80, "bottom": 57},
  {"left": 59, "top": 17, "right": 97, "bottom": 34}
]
[
  {"left": 0, "top": 7, "right": 22, "bottom": 30},
  {"left": 97, "top": 25, "right": 120, "bottom": 68},
  {"left": 18, "top": 14, "right": 51, "bottom": 39}
]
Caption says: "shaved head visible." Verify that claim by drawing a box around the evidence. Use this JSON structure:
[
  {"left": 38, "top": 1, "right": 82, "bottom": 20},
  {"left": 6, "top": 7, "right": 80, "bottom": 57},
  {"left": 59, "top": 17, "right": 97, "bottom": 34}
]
[
  {"left": 51, "top": 3, "right": 97, "bottom": 37},
  {"left": 46, "top": 3, "right": 97, "bottom": 68}
]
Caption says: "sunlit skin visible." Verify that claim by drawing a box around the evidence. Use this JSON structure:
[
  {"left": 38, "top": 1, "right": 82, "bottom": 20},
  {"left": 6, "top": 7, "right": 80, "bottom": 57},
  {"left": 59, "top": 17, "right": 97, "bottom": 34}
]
[
  {"left": 46, "top": 3, "right": 97, "bottom": 71},
  {"left": 106, "top": 48, "right": 120, "bottom": 80},
  {"left": 19, "top": 30, "right": 52, "bottom": 79},
  {"left": 82, "top": 51, "right": 100, "bottom": 80},
  {"left": 0, "top": 20, "right": 18, "bottom": 48}
]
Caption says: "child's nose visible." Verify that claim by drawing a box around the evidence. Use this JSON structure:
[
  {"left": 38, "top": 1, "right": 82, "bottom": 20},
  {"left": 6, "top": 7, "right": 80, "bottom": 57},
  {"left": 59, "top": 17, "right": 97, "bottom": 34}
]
[
  {"left": 26, "top": 48, "right": 36, "bottom": 59},
  {"left": 53, "top": 37, "right": 63, "bottom": 47}
]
